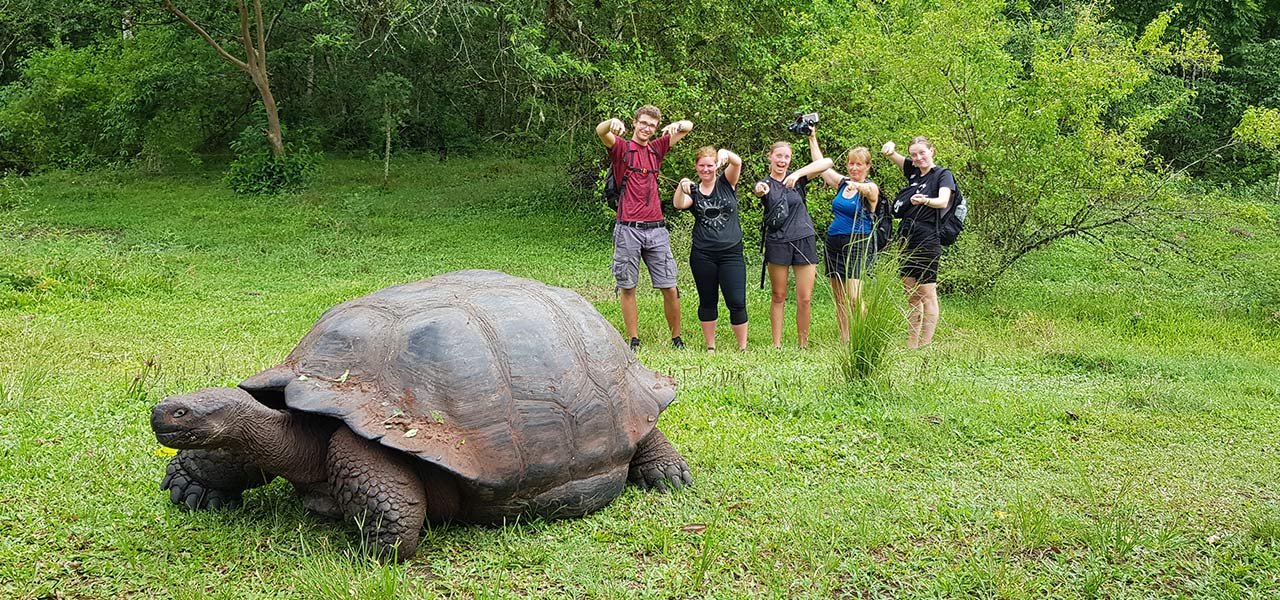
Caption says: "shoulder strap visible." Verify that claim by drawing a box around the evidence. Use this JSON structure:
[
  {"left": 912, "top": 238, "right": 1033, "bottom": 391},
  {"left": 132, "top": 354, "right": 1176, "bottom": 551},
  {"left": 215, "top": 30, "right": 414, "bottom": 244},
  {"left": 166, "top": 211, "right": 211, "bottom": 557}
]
[{"left": 617, "top": 139, "right": 633, "bottom": 219}]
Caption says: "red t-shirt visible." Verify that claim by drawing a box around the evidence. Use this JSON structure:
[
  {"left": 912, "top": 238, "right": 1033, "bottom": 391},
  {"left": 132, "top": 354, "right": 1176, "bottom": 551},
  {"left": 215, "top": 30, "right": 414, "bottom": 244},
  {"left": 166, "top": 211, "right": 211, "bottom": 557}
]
[{"left": 609, "top": 134, "right": 671, "bottom": 222}]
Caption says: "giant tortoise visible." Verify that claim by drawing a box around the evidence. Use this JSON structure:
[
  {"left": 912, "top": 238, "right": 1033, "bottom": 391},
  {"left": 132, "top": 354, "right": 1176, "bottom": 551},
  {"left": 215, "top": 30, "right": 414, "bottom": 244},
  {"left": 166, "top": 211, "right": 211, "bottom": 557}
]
[{"left": 149, "top": 270, "right": 692, "bottom": 560}]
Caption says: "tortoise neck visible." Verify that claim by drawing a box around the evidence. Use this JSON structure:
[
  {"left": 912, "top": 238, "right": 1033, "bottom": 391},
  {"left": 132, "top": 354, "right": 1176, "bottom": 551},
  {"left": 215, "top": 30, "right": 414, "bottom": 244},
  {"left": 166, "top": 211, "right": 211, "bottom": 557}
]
[{"left": 238, "top": 405, "right": 335, "bottom": 485}]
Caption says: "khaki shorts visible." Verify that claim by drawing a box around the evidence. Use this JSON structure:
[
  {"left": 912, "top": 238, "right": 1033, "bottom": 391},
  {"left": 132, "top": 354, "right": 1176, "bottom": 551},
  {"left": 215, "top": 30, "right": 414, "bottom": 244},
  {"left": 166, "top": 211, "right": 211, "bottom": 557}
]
[{"left": 612, "top": 223, "right": 678, "bottom": 289}]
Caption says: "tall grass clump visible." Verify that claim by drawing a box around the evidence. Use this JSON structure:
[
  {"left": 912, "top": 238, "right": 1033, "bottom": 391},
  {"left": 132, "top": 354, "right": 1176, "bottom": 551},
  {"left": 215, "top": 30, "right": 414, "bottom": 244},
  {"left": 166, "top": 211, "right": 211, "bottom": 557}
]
[{"left": 837, "top": 248, "right": 905, "bottom": 381}]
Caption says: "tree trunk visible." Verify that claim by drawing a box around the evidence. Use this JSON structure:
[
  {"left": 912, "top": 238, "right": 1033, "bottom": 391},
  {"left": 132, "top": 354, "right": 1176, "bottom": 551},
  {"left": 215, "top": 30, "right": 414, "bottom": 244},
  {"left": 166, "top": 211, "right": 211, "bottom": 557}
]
[
  {"left": 383, "top": 122, "right": 392, "bottom": 188},
  {"left": 255, "top": 69, "right": 285, "bottom": 157},
  {"left": 165, "top": 0, "right": 284, "bottom": 157}
]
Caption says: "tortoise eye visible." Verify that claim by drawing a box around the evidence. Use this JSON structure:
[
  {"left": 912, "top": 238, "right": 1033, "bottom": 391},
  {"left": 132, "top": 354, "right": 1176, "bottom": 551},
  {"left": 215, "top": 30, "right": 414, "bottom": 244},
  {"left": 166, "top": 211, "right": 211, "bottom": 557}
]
[{"left": 173, "top": 408, "right": 187, "bottom": 418}]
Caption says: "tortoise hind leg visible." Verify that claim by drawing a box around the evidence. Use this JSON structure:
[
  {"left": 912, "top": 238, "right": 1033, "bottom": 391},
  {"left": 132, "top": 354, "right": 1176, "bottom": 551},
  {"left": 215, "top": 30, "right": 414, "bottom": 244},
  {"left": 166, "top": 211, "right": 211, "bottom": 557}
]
[
  {"left": 327, "top": 427, "right": 427, "bottom": 562},
  {"left": 162, "top": 448, "right": 274, "bottom": 510},
  {"left": 628, "top": 428, "right": 693, "bottom": 492}
]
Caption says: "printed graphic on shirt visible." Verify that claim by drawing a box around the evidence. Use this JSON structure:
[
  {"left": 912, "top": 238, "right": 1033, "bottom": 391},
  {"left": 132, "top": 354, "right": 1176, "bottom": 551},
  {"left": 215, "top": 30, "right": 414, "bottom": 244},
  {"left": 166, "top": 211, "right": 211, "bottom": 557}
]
[{"left": 695, "top": 196, "right": 734, "bottom": 231}]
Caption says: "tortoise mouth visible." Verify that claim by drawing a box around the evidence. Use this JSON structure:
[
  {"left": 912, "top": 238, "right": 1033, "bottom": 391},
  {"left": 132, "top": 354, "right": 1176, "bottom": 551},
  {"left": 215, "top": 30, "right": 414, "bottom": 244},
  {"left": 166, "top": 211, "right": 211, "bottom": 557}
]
[{"left": 153, "top": 428, "right": 199, "bottom": 447}]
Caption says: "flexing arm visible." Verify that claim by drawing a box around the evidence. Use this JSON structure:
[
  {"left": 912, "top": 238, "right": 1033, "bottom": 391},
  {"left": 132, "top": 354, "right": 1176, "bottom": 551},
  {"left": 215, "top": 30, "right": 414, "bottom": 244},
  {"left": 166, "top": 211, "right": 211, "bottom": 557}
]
[
  {"left": 672, "top": 178, "right": 695, "bottom": 210},
  {"left": 808, "top": 129, "right": 843, "bottom": 188},
  {"left": 782, "top": 157, "right": 834, "bottom": 189},
  {"left": 850, "top": 179, "right": 881, "bottom": 212},
  {"left": 596, "top": 118, "right": 625, "bottom": 149},
  {"left": 718, "top": 148, "right": 743, "bottom": 187},
  {"left": 881, "top": 141, "right": 906, "bottom": 169},
  {"left": 661, "top": 120, "right": 694, "bottom": 146}
]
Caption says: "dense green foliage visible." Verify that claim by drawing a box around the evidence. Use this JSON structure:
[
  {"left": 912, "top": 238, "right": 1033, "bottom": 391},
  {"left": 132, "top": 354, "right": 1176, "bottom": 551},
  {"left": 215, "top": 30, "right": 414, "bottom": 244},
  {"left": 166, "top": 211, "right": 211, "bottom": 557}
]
[
  {"left": 225, "top": 104, "right": 320, "bottom": 194},
  {"left": 3, "top": 158, "right": 1279, "bottom": 597},
  {"left": 3, "top": 0, "right": 1274, "bottom": 286}
]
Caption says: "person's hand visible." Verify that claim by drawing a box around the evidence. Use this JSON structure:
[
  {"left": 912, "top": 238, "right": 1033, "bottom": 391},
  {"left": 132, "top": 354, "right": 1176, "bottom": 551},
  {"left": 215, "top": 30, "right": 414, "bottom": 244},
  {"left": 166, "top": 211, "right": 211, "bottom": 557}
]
[
  {"left": 610, "top": 118, "right": 626, "bottom": 137},
  {"left": 911, "top": 193, "right": 927, "bottom": 205},
  {"left": 881, "top": 141, "right": 896, "bottom": 156},
  {"left": 808, "top": 125, "right": 818, "bottom": 139},
  {"left": 661, "top": 122, "right": 681, "bottom": 137},
  {"left": 716, "top": 148, "right": 729, "bottom": 170},
  {"left": 783, "top": 173, "right": 801, "bottom": 189},
  {"left": 753, "top": 181, "right": 769, "bottom": 197},
  {"left": 841, "top": 182, "right": 858, "bottom": 198},
  {"left": 679, "top": 178, "right": 694, "bottom": 195}
]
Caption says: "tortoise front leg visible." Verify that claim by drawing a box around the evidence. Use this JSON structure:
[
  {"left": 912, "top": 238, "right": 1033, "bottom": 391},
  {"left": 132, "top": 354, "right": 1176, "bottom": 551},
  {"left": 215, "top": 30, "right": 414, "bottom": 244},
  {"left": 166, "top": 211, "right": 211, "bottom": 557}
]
[
  {"left": 327, "top": 427, "right": 427, "bottom": 562},
  {"left": 628, "top": 428, "right": 693, "bottom": 492},
  {"left": 162, "top": 448, "right": 275, "bottom": 510}
]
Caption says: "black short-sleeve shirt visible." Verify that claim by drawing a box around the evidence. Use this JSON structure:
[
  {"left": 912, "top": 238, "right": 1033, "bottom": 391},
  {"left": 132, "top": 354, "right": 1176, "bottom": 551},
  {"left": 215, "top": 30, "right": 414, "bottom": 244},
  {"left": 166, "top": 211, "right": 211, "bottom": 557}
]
[
  {"left": 891, "top": 163, "right": 956, "bottom": 249},
  {"left": 687, "top": 174, "right": 744, "bottom": 252},
  {"left": 761, "top": 173, "right": 815, "bottom": 243}
]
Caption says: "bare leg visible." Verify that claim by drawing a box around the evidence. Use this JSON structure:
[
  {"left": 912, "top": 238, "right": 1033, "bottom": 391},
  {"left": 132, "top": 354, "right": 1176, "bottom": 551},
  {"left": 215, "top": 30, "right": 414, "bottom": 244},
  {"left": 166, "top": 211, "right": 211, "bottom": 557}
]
[
  {"left": 161, "top": 448, "right": 274, "bottom": 510},
  {"left": 830, "top": 276, "right": 850, "bottom": 344},
  {"left": 767, "top": 263, "right": 790, "bottom": 348},
  {"left": 619, "top": 287, "right": 639, "bottom": 339},
  {"left": 731, "top": 322, "right": 748, "bottom": 351},
  {"left": 903, "top": 276, "right": 924, "bottom": 348},
  {"left": 660, "top": 287, "right": 682, "bottom": 339},
  {"left": 327, "top": 427, "right": 427, "bottom": 562},
  {"left": 628, "top": 428, "right": 692, "bottom": 492},
  {"left": 794, "top": 264, "right": 816, "bottom": 348},
  {"left": 917, "top": 282, "right": 940, "bottom": 346},
  {"left": 699, "top": 320, "right": 717, "bottom": 350}
]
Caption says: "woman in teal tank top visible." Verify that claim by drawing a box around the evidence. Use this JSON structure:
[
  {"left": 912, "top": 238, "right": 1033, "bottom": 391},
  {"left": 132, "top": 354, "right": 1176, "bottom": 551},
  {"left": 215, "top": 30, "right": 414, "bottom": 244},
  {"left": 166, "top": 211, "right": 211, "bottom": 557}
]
[{"left": 808, "top": 128, "right": 880, "bottom": 343}]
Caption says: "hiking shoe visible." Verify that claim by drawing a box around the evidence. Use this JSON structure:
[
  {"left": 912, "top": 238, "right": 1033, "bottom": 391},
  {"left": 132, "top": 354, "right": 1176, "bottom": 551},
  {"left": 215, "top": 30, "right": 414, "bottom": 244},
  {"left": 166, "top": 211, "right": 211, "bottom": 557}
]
[
  {"left": 671, "top": 336, "right": 686, "bottom": 349},
  {"left": 629, "top": 337, "right": 641, "bottom": 351}
]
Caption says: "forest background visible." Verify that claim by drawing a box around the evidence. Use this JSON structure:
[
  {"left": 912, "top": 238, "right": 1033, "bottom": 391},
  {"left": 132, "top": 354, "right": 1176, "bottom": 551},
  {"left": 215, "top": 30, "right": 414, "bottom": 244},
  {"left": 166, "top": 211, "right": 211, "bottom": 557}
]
[{"left": 2, "top": 0, "right": 1279, "bottom": 294}]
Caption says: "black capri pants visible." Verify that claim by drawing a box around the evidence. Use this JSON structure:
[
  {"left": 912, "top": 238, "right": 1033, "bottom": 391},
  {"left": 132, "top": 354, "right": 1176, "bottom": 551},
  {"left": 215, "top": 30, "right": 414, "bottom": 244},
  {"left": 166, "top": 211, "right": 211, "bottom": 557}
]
[{"left": 689, "top": 242, "right": 748, "bottom": 324}]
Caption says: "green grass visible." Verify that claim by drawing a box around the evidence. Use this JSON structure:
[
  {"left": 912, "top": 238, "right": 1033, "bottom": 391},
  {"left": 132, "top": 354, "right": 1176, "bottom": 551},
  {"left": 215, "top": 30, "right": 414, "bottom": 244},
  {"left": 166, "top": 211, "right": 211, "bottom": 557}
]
[{"left": 2, "top": 155, "right": 1280, "bottom": 598}]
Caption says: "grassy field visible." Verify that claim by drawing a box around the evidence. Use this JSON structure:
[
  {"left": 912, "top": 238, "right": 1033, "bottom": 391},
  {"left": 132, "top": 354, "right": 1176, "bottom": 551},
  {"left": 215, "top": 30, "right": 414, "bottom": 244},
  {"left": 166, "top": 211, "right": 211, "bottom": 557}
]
[{"left": 2, "top": 155, "right": 1279, "bottom": 599}]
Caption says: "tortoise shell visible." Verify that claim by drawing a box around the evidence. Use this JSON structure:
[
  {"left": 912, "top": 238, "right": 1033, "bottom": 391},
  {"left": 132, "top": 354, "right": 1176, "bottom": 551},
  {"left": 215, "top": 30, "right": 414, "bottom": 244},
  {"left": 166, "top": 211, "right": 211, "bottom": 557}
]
[{"left": 239, "top": 270, "right": 675, "bottom": 520}]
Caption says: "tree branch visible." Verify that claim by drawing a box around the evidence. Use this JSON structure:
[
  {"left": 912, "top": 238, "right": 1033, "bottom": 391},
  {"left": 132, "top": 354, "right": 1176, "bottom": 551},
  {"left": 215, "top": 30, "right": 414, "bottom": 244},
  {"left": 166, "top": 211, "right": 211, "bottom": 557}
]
[
  {"left": 237, "top": 1, "right": 255, "bottom": 73},
  {"left": 163, "top": 0, "right": 249, "bottom": 72},
  {"left": 253, "top": 0, "right": 267, "bottom": 72}
]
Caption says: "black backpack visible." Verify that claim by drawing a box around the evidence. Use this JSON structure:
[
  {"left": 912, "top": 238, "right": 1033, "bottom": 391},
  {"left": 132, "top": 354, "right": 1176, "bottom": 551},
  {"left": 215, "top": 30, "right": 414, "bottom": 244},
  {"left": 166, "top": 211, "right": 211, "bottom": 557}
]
[
  {"left": 603, "top": 139, "right": 659, "bottom": 213},
  {"left": 935, "top": 170, "right": 967, "bottom": 246}
]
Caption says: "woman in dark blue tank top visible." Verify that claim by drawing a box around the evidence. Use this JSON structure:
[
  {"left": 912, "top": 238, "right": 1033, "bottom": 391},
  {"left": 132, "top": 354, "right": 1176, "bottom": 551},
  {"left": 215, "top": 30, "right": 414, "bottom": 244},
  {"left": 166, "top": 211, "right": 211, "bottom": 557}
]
[{"left": 808, "top": 128, "right": 880, "bottom": 344}]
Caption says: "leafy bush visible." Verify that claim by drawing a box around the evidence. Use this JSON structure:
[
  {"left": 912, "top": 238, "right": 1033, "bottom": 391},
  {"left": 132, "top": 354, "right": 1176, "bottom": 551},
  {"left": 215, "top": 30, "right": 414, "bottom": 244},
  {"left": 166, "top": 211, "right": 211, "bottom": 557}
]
[
  {"left": 0, "top": 30, "right": 237, "bottom": 172},
  {"left": 226, "top": 117, "right": 319, "bottom": 195}
]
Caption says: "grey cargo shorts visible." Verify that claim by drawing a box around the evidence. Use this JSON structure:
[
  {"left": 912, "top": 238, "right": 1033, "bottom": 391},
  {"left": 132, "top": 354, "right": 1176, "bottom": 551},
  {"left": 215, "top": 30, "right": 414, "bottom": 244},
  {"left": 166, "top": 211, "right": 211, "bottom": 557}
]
[{"left": 612, "top": 223, "right": 678, "bottom": 289}]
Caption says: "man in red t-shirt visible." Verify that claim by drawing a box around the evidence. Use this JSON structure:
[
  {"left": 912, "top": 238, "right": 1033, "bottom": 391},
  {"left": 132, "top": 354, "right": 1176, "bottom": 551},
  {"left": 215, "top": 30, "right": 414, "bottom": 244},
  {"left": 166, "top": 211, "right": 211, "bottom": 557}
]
[{"left": 595, "top": 105, "right": 693, "bottom": 351}]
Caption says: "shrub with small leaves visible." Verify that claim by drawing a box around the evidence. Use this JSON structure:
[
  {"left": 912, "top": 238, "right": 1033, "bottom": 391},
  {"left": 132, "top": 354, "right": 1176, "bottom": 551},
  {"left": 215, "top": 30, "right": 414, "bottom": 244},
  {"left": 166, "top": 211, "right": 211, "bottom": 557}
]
[{"left": 225, "top": 111, "right": 319, "bottom": 195}]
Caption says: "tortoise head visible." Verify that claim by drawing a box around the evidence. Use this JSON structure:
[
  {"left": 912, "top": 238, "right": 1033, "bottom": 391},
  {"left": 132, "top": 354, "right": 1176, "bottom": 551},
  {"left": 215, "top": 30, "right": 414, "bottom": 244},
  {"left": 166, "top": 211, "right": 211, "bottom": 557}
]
[{"left": 151, "top": 387, "right": 269, "bottom": 449}]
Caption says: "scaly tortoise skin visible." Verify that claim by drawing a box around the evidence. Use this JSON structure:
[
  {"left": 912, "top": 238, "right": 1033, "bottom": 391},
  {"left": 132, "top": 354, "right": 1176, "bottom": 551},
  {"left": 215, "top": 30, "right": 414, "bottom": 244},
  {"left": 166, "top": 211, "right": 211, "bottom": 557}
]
[{"left": 150, "top": 270, "right": 691, "bottom": 560}]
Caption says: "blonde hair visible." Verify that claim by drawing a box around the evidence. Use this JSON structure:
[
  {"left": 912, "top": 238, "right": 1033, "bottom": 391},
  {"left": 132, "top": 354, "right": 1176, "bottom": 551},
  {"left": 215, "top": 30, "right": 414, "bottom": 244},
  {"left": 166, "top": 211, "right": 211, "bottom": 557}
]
[
  {"left": 846, "top": 146, "right": 871, "bottom": 164},
  {"left": 695, "top": 146, "right": 718, "bottom": 163},
  {"left": 908, "top": 136, "right": 935, "bottom": 152},
  {"left": 767, "top": 141, "right": 792, "bottom": 155}
]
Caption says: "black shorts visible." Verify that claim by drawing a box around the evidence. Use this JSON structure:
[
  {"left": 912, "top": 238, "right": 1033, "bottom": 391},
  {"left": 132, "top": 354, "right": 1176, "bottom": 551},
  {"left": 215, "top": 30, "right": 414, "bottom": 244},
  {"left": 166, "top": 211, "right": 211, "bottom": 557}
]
[
  {"left": 765, "top": 236, "right": 818, "bottom": 266},
  {"left": 900, "top": 244, "right": 941, "bottom": 285},
  {"left": 824, "top": 234, "right": 876, "bottom": 280}
]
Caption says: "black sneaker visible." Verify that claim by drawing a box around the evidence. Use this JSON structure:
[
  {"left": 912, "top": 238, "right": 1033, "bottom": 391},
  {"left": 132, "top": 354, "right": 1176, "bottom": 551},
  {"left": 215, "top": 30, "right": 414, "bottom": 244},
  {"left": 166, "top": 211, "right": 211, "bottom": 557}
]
[
  {"left": 671, "top": 336, "right": 686, "bottom": 349},
  {"left": 629, "top": 337, "right": 641, "bottom": 351}
]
